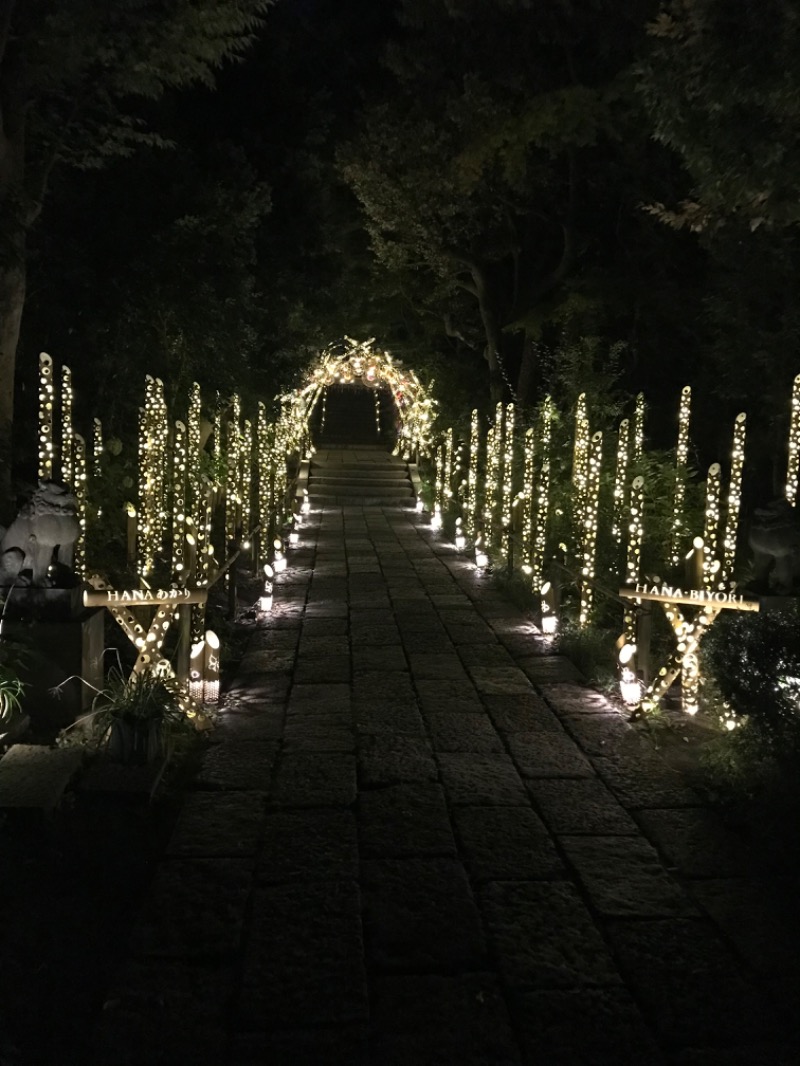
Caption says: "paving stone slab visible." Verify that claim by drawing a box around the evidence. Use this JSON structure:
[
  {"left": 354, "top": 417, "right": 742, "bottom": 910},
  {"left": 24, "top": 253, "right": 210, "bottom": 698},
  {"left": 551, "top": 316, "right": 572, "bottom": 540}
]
[
  {"left": 357, "top": 734, "right": 438, "bottom": 786},
  {"left": 540, "top": 682, "right": 618, "bottom": 715},
  {"left": 292, "top": 655, "right": 351, "bottom": 683},
  {"left": 257, "top": 808, "right": 358, "bottom": 883},
  {"left": 687, "top": 877, "right": 800, "bottom": 976},
  {"left": 447, "top": 625, "right": 501, "bottom": 645},
  {"left": 358, "top": 783, "right": 457, "bottom": 858},
  {"left": 270, "top": 752, "right": 357, "bottom": 807},
  {"left": 129, "top": 858, "right": 253, "bottom": 959},
  {"left": 591, "top": 753, "right": 701, "bottom": 810},
  {"left": 517, "top": 655, "right": 586, "bottom": 684},
  {"left": 297, "top": 636, "right": 350, "bottom": 657},
  {"left": 527, "top": 778, "right": 640, "bottom": 835},
  {"left": 195, "top": 741, "right": 278, "bottom": 791},
  {"left": 480, "top": 881, "right": 622, "bottom": 989},
  {"left": 248, "top": 628, "right": 299, "bottom": 649},
  {"left": 671, "top": 1046, "right": 800, "bottom": 1066},
  {"left": 482, "top": 692, "right": 565, "bottom": 734},
  {"left": 438, "top": 752, "right": 530, "bottom": 805},
  {"left": 213, "top": 706, "right": 285, "bottom": 741},
  {"left": 635, "top": 808, "right": 755, "bottom": 879},
  {"left": 352, "top": 673, "right": 416, "bottom": 704},
  {"left": 353, "top": 701, "right": 427, "bottom": 735},
  {"left": 0, "top": 745, "right": 84, "bottom": 810},
  {"left": 299, "top": 617, "right": 348, "bottom": 635},
  {"left": 352, "top": 647, "right": 409, "bottom": 673},
  {"left": 90, "top": 959, "right": 232, "bottom": 1066},
  {"left": 511, "top": 988, "right": 665, "bottom": 1066},
  {"left": 287, "top": 682, "right": 351, "bottom": 713},
  {"left": 560, "top": 710, "right": 638, "bottom": 756},
  {"left": 167, "top": 791, "right": 266, "bottom": 857},
  {"left": 407, "top": 653, "right": 470, "bottom": 680},
  {"left": 424, "top": 711, "right": 505, "bottom": 753},
  {"left": 414, "top": 679, "right": 484, "bottom": 713},
  {"left": 236, "top": 649, "right": 296, "bottom": 675},
  {"left": 559, "top": 835, "right": 698, "bottom": 917},
  {"left": 361, "top": 858, "right": 485, "bottom": 970},
  {"left": 506, "top": 731, "right": 595, "bottom": 779},
  {"left": 227, "top": 674, "right": 291, "bottom": 700},
  {"left": 453, "top": 805, "right": 564, "bottom": 882},
  {"left": 370, "top": 973, "right": 522, "bottom": 1066},
  {"left": 350, "top": 624, "right": 402, "bottom": 646},
  {"left": 605, "top": 918, "right": 789, "bottom": 1047},
  {"left": 456, "top": 644, "right": 517, "bottom": 668},
  {"left": 229, "top": 1025, "right": 369, "bottom": 1066},
  {"left": 467, "top": 665, "right": 533, "bottom": 695},
  {"left": 282, "top": 717, "right": 356, "bottom": 753},
  {"left": 239, "top": 881, "right": 368, "bottom": 1028},
  {"left": 401, "top": 633, "right": 457, "bottom": 654},
  {"left": 304, "top": 602, "right": 349, "bottom": 618}
]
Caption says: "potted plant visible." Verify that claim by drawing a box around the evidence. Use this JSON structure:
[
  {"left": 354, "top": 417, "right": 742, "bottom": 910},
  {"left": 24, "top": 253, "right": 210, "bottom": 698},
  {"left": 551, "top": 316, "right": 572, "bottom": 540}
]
[{"left": 61, "top": 668, "right": 195, "bottom": 765}]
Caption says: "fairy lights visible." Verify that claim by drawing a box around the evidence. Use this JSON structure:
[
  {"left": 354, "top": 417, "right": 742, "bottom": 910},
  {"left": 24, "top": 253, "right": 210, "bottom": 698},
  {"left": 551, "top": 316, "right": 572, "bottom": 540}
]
[
  {"left": 670, "top": 385, "right": 692, "bottom": 567},
  {"left": 720, "top": 413, "right": 746, "bottom": 586},
  {"left": 466, "top": 409, "right": 479, "bottom": 537},
  {"left": 434, "top": 442, "right": 445, "bottom": 514},
  {"left": 483, "top": 424, "right": 499, "bottom": 541},
  {"left": 138, "top": 376, "right": 169, "bottom": 578},
  {"left": 633, "top": 392, "right": 645, "bottom": 461},
  {"left": 572, "top": 393, "right": 589, "bottom": 534},
  {"left": 61, "top": 364, "right": 74, "bottom": 488},
  {"left": 612, "top": 418, "right": 630, "bottom": 553},
  {"left": 624, "top": 475, "right": 645, "bottom": 643},
  {"left": 702, "top": 463, "right": 722, "bottom": 589},
  {"left": 787, "top": 373, "right": 800, "bottom": 506},
  {"left": 172, "top": 420, "right": 187, "bottom": 579},
  {"left": 92, "top": 417, "right": 103, "bottom": 472},
  {"left": 38, "top": 352, "right": 54, "bottom": 480},
  {"left": 521, "top": 427, "right": 535, "bottom": 571},
  {"left": 241, "top": 418, "right": 253, "bottom": 538},
  {"left": 226, "top": 395, "right": 242, "bottom": 547},
  {"left": 444, "top": 427, "right": 454, "bottom": 507},
  {"left": 531, "top": 397, "right": 552, "bottom": 600},
  {"left": 502, "top": 403, "right": 515, "bottom": 534},
  {"left": 73, "top": 433, "right": 87, "bottom": 578},
  {"left": 579, "top": 431, "right": 603, "bottom": 627}
]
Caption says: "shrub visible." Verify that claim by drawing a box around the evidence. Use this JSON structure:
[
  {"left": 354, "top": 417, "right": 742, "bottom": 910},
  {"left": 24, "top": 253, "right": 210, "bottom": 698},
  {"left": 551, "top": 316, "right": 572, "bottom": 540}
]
[{"left": 701, "top": 603, "right": 800, "bottom": 757}]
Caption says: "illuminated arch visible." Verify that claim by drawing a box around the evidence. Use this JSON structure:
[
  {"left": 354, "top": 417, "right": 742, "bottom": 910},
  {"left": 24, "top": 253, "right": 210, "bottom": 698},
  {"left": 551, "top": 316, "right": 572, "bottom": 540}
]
[{"left": 282, "top": 336, "right": 438, "bottom": 457}]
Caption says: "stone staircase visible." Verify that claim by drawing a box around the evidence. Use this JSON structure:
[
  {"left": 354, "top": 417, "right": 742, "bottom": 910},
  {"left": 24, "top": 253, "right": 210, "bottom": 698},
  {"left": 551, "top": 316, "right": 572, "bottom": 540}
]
[{"left": 308, "top": 446, "right": 415, "bottom": 507}]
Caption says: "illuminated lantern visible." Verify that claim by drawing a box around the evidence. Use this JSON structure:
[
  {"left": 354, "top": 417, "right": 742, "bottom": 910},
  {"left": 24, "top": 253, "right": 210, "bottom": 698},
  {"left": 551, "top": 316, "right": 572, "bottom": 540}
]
[
  {"left": 579, "top": 430, "right": 602, "bottom": 627},
  {"left": 203, "top": 630, "right": 221, "bottom": 704},
  {"left": 670, "top": 386, "right": 692, "bottom": 567},
  {"left": 787, "top": 373, "right": 800, "bottom": 506},
  {"left": 720, "top": 412, "right": 746, "bottom": 587},
  {"left": 38, "top": 352, "right": 55, "bottom": 480}
]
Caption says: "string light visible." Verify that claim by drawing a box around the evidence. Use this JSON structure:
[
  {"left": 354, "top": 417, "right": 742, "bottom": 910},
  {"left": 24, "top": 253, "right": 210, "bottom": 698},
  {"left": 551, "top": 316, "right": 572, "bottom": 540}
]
[
  {"left": 572, "top": 393, "right": 589, "bottom": 540},
  {"left": 670, "top": 386, "right": 692, "bottom": 566},
  {"left": 172, "top": 420, "right": 187, "bottom": 579},
  {"left": 38, "top": 352, "right": 55, "bottom": 481},
  {"left": 502, "top": 403, "right": 515, "bottom": 534},
  {"left": 612, "top": 418, "right": 630, "bottom": 554},
  {"left": 73, "top": 432, "right": 87, "bottom": 578},
  {"left": 579, "top": 430, "right": 602, "bottom": 627},
  {"left": 786, "top": 372, "right": 800, "bottom": 506},
  {"left": 241, "top": 417, "right": 253, "bottom": 539},
  {"left": 702, "top": 463, "right": 722, "bottom": 590},
  {"left": 226, "top": 395, "right": 242, "bottom": 547},
  {"left": 92, "top": 417, "right": 103, "bottom": 475},
  {"left": 531, "top": 397, "right": 552, "bottom": 601},
  {"left": 61, "top": 364, "right": 74, "bottom": 487},
  {"left": 444, "top": 427, "right": 454, "bottom": 508},
  {"left": 624, "top": 475, "right": 645, "bottom": 644},
  {"left": 521, "top": 427, "right": 535, "bottom": 572},
  {"left": 720, "top": 413, "right": 746, "bottom": 586},
  {"left": 633, "top": 392, "right": 645, "bottom": 461},
  {"left": 466, "top": 409, "right": 479, "bottom": 537}
]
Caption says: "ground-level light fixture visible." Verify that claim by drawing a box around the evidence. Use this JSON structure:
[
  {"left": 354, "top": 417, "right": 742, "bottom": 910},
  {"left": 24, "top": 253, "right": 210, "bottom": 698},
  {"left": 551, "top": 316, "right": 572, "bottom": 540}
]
[
  {"left": 540, "top": 580, "right": 558, "bottom": 635},
  {"left": 454, "top": 517, "right": 466, "bottom": 551},
  {"left": 260, "top": 563, "right": 274, "bottom": 612},
  {"left": 273, "top": 536, "right": 287, "bottom": 574},
  {"left": 618, "top": 642, "right": 641, "bottom": 707},
  {"left": 415, "top": 498, "right": 424, "bottom": 514},
  {"left": 430, "top": 505, "right": 442, "bottom": 532}
]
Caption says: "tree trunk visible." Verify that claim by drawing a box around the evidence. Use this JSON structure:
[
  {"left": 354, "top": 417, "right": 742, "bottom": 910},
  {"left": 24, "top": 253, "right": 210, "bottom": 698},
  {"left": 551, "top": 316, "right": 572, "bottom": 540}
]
[
  {"left": 0, "top": 248, "right": 25, "bottom": 519},
  {"left": 515, "top": 333, "right": 538, "bottom": 408}
]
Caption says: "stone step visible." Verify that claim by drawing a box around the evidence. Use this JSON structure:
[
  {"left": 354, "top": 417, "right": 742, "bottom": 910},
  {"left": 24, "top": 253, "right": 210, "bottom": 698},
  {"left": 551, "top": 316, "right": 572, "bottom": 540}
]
[
  {"left": 309, "top": 483, "right": 413, "bottom": 498},
  {"left": 0, "top": 744, "right": 84, "bottom": 814},
  {"left": 310, "top": 475, "right": 411, "bottom": 488}
]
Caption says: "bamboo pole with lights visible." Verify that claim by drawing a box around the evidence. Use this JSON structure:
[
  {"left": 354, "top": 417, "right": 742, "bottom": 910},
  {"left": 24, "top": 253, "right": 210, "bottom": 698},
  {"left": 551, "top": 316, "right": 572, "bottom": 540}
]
[
  {"left": 579, "top": 431, "right": 603, "bottom": 627},
  {"left": 787, "top": 372, "right": 800, "bottom": 506},
  {"left": 172, "top": 420, "right": 188, "bottom": 580},
  {"left": 92, "top": 418, "right": 103, "bottom": 477},
  {"left": 466, "top": 409, "right": 480, "bottom": 537},
  {"left": 633, "top": 392, "right": 645, "bottom": 461},
  {"left": 61, "top": 364, "right": 74, "bottom": 488},
  {"left": 531, "top": 396, "right": 552, "bottom": 600},
  {"left": 73, "top": 433, "right": 87, "bottom": 578},
  {"left": 241, "top": 417, "right": 253, "bottom": 539},
  {"left": 611, "top": 418, "right": 630, "bottom": 554},
  {"left": 38, "top": 352, "right": 55, "bottom": 480},
  {"left": 720, "top": 413, "right": 746, "bottom": 587},
  {"left": 521, "top": 427, "right": 535, "bottom": 571},
  {"left": 624, "top": 475, "right": 645, "bottom": 644},
  {"left": 572, "top": 393, "right": 589, "bottom": 552},
  {"left": 670, "top": 385, "right": 692, "bottom": 566},
  {"left": 225, "top": 395, "right": 242, "bottom": 546},
  {"left": 501, "top": 403, "right": 515, "bottom": 534},
  {"left": 483, "top": 425, "right": 498, "bottom": 544},
  {"left": 702, "top": 463, "right": 722, "bottom": 589}
]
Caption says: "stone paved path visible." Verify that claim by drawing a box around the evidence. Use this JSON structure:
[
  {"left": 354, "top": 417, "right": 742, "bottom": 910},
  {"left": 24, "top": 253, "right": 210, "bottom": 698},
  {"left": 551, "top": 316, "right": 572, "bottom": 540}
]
[{"left": 92, "top": 505, "right": 800, "bottom": 1065}]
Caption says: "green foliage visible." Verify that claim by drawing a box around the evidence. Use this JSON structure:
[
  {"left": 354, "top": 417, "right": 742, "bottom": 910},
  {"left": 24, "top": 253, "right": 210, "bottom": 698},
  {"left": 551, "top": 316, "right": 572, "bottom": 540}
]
[
  {"left": 554, "top": 621, "right": 618, "bottom": 690},
  {"left": 0, "top": 650, "right": 26, "bottom": 723},
  {"left": 701, "top": 604, "right": 800, "bottom": 756}
]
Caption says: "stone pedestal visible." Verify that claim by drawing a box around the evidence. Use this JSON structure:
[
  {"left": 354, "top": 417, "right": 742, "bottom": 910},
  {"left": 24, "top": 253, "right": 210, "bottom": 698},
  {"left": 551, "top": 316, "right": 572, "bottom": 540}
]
[{"left": 4, "top": 606, "right": 105, "bottom": 732}]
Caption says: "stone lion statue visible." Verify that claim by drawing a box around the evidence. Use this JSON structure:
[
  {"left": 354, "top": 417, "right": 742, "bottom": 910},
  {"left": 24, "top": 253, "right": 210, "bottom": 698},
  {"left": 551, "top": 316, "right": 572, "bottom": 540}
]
[
  {"left": 0, "top": 481, "right": 80, "bottom": 586},
  {"left": 748, "top": 498, "right": 800, "bottom": 594}
]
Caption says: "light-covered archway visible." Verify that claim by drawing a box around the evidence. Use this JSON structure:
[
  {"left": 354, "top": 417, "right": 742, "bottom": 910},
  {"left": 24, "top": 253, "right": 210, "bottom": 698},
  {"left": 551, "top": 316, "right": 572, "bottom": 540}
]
[{"left": 286, "top": 337, "right": 438, "bottom": 457}]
